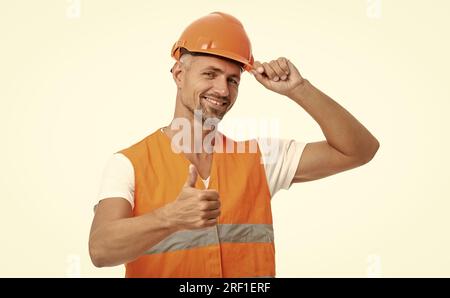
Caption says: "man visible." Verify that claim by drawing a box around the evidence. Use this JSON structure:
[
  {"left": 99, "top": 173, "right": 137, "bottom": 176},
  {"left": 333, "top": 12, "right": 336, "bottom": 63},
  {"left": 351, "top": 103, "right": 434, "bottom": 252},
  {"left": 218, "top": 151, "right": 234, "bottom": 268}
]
[{"left": 89, "top": 12, "right": 379, "bottom": 277}]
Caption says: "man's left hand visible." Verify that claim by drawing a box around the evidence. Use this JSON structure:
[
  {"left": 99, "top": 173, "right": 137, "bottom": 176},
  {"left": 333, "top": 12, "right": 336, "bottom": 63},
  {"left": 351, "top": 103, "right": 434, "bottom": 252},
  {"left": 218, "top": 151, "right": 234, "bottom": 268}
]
[{"left": 251, "top": 57, "right": 305, "bottom": 97}]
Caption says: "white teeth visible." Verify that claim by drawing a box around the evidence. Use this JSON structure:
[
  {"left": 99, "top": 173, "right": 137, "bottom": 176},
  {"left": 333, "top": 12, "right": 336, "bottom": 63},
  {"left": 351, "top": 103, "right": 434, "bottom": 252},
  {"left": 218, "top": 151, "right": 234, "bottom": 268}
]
[{"left": 203, "top": 96, "right": 226, "bottom": 106}]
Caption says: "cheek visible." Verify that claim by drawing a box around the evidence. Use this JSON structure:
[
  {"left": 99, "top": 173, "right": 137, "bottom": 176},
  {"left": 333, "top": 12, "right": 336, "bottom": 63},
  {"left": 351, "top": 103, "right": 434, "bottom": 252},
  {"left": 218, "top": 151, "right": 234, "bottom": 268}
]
[
  {"left": 194, "top": 82, "right": 213, "bottom": 98},
  {"left": 182, "top": 81, "right": 202, "bottom": 99},
  {"left": 230, "top": 88, "right": 239, "bottom": 100}
]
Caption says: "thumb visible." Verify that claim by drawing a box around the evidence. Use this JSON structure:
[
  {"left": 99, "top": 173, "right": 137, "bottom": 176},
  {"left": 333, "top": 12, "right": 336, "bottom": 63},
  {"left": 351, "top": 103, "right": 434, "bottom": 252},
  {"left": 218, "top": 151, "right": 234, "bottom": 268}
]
[
  {"left": 184, "top": 164, "right": 198, "bottom": 188},
  {"left": 250, "top": 67, "right": 271, "bottom": 88}
]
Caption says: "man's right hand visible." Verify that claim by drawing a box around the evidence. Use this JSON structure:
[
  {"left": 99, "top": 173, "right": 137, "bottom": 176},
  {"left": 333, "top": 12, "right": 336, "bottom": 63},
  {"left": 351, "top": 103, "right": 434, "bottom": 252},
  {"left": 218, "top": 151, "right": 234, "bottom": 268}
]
[{"left": 164, "top": 164, "right": 221, "bottom": 230}]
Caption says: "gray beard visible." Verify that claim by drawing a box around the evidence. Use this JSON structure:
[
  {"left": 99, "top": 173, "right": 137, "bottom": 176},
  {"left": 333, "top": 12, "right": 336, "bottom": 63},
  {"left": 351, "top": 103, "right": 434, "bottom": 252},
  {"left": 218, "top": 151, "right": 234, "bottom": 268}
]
[{"left": 185, "top": 100, "right": 225, "bottom": 121}]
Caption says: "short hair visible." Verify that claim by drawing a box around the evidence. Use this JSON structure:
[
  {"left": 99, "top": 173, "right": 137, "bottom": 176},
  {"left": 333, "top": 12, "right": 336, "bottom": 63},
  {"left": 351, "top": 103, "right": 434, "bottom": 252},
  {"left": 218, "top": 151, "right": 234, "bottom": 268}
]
[{"left": 179, "top": 49, "right": 194, "bottom": 70}]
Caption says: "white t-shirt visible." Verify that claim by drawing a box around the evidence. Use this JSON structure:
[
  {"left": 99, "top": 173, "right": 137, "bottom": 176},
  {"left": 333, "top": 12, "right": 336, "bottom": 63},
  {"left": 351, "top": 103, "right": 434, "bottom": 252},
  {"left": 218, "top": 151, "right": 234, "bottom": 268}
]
[{"left": 96, "top": 138, "right": 306, "bottom": 209}]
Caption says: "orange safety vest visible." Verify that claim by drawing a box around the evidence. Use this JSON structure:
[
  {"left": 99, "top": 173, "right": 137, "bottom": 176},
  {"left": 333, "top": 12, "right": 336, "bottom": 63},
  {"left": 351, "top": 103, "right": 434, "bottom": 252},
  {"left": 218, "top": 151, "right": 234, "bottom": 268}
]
[{"left": 118, "top": 128, "right": 275, "bottom": 277}]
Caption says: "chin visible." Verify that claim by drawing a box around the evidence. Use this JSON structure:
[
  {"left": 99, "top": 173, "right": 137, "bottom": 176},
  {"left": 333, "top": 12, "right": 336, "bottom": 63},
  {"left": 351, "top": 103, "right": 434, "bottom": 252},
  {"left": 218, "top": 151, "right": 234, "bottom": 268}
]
[
  {"left": 203, "top": 112, "right": 224, "bottom": 122},
  {"left": 198, "top": 105, "right": 225, "bottom": 121}
]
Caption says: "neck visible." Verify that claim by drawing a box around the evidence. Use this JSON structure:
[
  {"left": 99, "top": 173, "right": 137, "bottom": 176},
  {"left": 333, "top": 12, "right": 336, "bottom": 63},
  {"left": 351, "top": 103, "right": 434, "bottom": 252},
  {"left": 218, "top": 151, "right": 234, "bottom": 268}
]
[{"left": 163, "top": 95, "right": 220, "bottom": 157}]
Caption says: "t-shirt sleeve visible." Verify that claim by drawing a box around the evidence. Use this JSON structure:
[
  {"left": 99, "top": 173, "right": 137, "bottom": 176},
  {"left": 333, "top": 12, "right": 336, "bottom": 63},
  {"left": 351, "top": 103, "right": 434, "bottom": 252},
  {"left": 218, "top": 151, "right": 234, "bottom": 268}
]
[
  {"left": 95, "top": 153, "right": 135, "bottom": 209},
  {"left": 258, "top": 138, "right": 307, "bottom": 197}
]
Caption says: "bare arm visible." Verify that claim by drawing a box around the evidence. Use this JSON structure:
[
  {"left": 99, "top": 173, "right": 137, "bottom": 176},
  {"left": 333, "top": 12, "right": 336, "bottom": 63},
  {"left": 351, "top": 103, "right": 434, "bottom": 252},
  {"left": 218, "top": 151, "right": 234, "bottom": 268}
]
[
  {"left": 88, "top": 198, "right": 177, "bottom": 267},
  {"left": 251, "top": 58, "right": 379, "bottom": 184},
  {"left": 289, "top": 79, "right": 380, "bottom": 183},
  {"left": 88, "top": 164, "right": 221, "bottom": 267}
]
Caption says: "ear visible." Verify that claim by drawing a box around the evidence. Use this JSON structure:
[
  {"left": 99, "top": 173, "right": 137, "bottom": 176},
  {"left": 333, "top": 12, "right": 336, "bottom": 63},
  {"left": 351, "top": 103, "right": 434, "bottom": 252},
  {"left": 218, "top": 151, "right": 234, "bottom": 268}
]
[{"left": 171, "top": 61, "right": 184, "bottom": 89}]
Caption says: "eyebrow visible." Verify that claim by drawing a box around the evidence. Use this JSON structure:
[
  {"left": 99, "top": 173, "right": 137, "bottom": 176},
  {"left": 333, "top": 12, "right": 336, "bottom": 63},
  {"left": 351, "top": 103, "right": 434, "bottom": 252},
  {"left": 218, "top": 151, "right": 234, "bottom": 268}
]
[{"left": 200, "top": 66, "right": 241, "bottom": 81}]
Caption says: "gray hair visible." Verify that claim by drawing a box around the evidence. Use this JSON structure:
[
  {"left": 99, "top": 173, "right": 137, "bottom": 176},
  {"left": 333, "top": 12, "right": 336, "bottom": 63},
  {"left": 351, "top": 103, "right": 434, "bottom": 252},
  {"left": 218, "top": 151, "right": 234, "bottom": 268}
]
[{"left": 179, "top": 52, "right": 194, "bottom": 71}]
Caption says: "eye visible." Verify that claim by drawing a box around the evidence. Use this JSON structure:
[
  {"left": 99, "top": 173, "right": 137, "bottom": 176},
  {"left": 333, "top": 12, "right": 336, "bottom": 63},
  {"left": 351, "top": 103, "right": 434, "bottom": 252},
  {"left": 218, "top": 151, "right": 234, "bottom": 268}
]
[
  {"left": 228, "top": 78, "right": 239, "bottom": 85},
  {"left": 203, "top": 72, "right": 215, "bottom": 79}
]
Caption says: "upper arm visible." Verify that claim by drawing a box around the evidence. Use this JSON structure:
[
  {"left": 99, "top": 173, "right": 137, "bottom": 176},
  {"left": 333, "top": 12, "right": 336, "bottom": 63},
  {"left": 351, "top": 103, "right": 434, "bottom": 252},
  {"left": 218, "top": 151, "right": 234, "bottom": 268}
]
[
  {"left": 90, "top": 198, "right": 133, "bottom": 237},
  {"left": 292, "top": 140, "right": 367, "bottom": 183}
]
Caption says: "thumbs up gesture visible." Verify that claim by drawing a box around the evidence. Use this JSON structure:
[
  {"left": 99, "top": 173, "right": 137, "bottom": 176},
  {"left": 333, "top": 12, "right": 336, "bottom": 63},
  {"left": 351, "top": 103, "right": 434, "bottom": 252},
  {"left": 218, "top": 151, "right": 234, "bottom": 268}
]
[{"left": 165, "top": 164, "right": 221, "bottom": 230}]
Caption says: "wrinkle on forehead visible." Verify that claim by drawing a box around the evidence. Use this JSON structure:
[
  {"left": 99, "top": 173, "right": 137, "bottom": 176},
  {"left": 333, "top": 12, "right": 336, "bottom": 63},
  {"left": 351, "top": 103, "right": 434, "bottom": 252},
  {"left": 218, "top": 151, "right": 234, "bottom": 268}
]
[
  {"left": 182, "top": 53, "right": 242, "bottom": 74},
  {"left": 195, "top": 57, "right": 241, "bottom": 78}
]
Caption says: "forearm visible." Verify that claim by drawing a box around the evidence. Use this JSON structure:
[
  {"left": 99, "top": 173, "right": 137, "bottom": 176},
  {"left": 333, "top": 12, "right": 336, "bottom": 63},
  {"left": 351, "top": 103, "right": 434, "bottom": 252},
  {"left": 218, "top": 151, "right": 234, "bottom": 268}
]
[
  {"left": 288, "top": 79, "right": 379, "bottom": 160},
  {"left": 89, "top": 206, "right": 177, "bottom": 267}
]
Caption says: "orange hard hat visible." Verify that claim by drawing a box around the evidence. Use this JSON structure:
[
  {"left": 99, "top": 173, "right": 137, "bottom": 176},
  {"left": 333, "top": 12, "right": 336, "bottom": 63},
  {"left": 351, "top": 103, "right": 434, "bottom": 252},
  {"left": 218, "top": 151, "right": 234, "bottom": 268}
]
[{"left": 171, "top": 12, "right": 254, "bottom": 72}]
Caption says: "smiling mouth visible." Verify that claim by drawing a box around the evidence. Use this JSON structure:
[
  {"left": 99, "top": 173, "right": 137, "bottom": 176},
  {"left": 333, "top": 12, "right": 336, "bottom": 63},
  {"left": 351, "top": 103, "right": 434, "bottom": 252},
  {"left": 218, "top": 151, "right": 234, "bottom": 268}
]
[{"left": 202, "top": 96, "right": 228, "bottom": 107}]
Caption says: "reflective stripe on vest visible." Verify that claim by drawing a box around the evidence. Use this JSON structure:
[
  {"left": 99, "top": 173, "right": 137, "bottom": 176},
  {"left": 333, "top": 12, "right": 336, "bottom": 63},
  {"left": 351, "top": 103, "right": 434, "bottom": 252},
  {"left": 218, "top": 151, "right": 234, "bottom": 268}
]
[
  {"left": 146, "top": 224, "right": 274, "bottom": 255},
  {"left": 119, "top": 128, "right": 275, "bottom": 277}
]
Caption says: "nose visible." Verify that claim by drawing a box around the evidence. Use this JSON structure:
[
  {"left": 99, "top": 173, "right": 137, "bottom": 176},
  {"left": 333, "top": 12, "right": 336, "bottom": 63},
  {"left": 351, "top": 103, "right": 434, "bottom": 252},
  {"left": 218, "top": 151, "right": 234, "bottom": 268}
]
[{"left": 212, "top": 77, "right": 230, "bottom": 98}]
